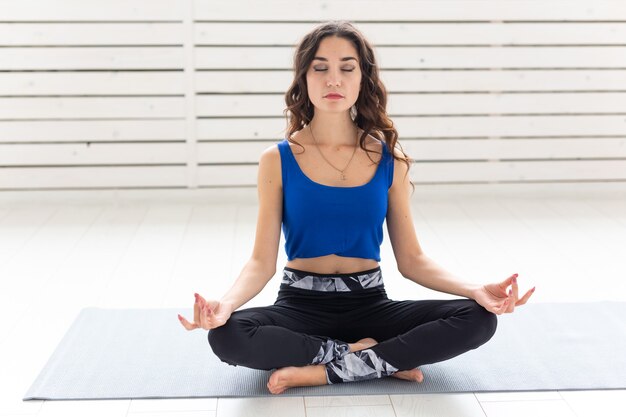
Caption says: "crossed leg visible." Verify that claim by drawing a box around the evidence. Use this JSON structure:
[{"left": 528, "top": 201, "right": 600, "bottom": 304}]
[
  {"left": 267, "top": 298, "right": 496, "bottom": 393},
  {"left": 208, "top": 298, "right": 496, "bottom": 394},
  {"left": 266, "top": 337, "right": 423, "bottom": 394}
]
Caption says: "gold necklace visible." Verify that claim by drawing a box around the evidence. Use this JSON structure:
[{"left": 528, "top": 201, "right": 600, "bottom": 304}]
[{"left": 309, "top": 124, "right": 359, "bottom": 181}]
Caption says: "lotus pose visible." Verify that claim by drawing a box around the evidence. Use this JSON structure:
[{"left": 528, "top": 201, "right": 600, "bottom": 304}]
[{"left": 179, "top": 20, "right": 534, "bottom": 395}]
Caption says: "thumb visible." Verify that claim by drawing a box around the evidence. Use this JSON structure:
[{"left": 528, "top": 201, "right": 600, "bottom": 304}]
[
  {"left": 178, "top": 314, "right": 198, "bottom": 331},
  {"left": 502, "top": 273, "right": 518, "bottom": 286}
]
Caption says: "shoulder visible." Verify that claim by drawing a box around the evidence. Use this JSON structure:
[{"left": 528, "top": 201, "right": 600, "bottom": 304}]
[
  {"left": 389, "top": 145, "right": 411, "bottom": 190},
  {"left": 260, "top": 142, "right": 282, "bottom": 159},
  {"left": 257, "top": 143, "right": 283, "bottom": 188},
  {"left": 390, "top": 145, "right": 408, "bottom": 165},
  {"left": 258, "top": 142, "right": 282, "bottom": 170}
]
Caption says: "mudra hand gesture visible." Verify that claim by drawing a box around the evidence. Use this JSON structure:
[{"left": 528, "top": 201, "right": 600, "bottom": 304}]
[
  {"left": 474, "top": 273, "right": 535, "bottom": 315},
  {"left": 178, "top": 293, "right": 232, "bottom": 330}
]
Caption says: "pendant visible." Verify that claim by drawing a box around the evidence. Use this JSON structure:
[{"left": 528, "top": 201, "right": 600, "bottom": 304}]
[{"left": 340, "top": 173, "right": 346, "bottom": 180}]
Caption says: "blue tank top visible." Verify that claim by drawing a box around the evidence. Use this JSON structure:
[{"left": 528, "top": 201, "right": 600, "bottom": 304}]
[{"left": 277, "top": 137, "right": 394, "bottom": 261}]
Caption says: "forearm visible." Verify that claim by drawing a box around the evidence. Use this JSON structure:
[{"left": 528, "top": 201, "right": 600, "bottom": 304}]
[
  {"left": 219, "top": 258, "right": 275, "bottom": 312},
  {"left": 401, "top": 254, "right": 480, "bottom": 299}
]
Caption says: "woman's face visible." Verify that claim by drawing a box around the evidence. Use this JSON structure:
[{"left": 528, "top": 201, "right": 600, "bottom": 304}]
[{"left": 306, "top": 36, "right": 362, "bottom": 115}]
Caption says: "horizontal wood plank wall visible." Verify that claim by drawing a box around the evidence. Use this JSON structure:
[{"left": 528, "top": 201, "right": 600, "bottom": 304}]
[
  {"left": 1, "top": 0, "right": 625, "bottom": 189},
  {"left": 0, "top": 0, "right": 189, "bottom": 189}
]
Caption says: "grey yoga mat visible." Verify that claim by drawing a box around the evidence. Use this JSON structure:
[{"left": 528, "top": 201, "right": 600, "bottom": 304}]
[{"left": 24, "top": 302, "right": 626, "bottom": 400}]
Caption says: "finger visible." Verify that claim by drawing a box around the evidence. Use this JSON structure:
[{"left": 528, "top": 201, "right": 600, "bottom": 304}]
[
  {"left": 516, "top": 287, "right": 536, "bottom": 306},
  {"left": 196, "top": 295, "right": 206, "bottom": 313},
  {"left": 501, "top": 273, "right": 517, "bottom": 288},
  {"left": 197, "top": 293, "right": 208, "bottom": 305},
  {"left": 502, "top": 298, "right": 511, "bottom": 314},
  {"left": 496, "top": 298, "right": 510, "bottom": 315},
  {"left": 506, "top": 297, "right": 515, "bottom": 313},
  {"left": 199, "top": 304, "right": 208, "bottom": 328},
  {"left": 178, "top": 314, "right": 198, "bottom": 331},
  {"left": 205, "top": 306, "right": 219, "bottom": 329},
  {"left": 500, "top": 298, "right": 511, "bottom": 314},
  {"left": 200, "top": 304, "right": 215, "bottom": 329},
  {"left": 490, "top": 301, "right": 503, "bottom": 315},
  {"left": 511, "top": 275, "right": 520, "bottom": 300},
  {"left": 506, "top": 290, "right": 515, "bottom": 313},
  {"left": 193, "top": 293, "right": 200, "bottom": 324}
]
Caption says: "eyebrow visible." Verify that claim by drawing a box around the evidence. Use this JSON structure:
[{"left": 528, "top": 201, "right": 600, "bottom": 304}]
[{"left": 312, "top": 56, "right": 358, "bottom": 62}]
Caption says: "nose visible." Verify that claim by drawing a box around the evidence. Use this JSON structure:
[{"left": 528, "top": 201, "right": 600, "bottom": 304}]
[{"left": 326, "top": 68, "right": 343, "bottom": 87}]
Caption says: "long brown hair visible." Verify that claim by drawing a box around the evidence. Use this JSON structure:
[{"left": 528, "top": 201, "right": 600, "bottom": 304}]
[{"left": 283, "top": 20, "right": 414, "bottom": 193}]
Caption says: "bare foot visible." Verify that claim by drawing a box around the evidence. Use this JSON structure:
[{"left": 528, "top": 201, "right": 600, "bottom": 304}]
[
  {"left": 391, "top": 368, "right": 424, "bottom": 383},
  {"left": 267, "top": 364, "right": 327, "bottom": 395},
  {"left": 349, "top": 337, "right": 378, "bottom": 352},
  {"left": 266, "top": 337, "right": 380, "bottom": 394}
]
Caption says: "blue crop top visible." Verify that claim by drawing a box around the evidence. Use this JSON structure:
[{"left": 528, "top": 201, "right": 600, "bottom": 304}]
[{"left": 277, "top": 138, "right": 394, "bottom": 261}]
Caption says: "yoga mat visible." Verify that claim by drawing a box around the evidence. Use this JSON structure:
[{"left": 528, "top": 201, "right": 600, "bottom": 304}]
[{"left": 24, "top": 302, "right": 626, "bottom": 400}]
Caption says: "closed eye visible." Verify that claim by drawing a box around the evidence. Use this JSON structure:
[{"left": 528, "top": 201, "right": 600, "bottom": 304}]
[{"left": 314, "top": 69, "right": 355, "bottom": 72}]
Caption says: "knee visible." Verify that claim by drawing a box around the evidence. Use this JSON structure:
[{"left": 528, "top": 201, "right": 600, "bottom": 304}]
[
  {"left": 465, "top": 301, "right": 498, "bottom": 347},
  {"left": 207, "top": 325, "right": 228, "bottom": 358},
  {"left": 207, "top": 319, "right": 247, "bottom": 366}
]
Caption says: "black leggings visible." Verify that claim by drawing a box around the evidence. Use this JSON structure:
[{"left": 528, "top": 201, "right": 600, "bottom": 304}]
[{"left": 208, "top": 266, "right": 497, "bottom": 384}]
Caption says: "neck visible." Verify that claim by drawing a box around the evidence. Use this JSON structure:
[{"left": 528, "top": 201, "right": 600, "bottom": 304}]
[{"left": 308, "top": 113, "right": 358, "bottom": 146}]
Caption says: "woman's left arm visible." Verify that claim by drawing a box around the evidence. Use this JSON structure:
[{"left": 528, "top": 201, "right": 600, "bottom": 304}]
[{"left": 386, "top": 150, "right": 535, "bottom": 314}]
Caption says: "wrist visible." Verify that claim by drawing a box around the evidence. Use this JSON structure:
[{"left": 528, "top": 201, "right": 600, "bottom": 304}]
[
  {"left": 464, "top": 283, "right": 483, "bottom": 300},
  {"left": 219, "top": 299, "right": 236, "bottom": 312}
]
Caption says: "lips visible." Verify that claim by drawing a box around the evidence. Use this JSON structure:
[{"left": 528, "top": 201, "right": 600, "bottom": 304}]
[{"left": 324, "top": 93, "right": 344, "bottom": 98}]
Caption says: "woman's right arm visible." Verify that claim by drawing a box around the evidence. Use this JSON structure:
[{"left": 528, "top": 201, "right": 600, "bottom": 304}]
[
  {"left": 217, "top": 144, "right": 283, "bottom": 312},
  {"left": 178, "top": 145, "right": 283, "bottom": 330}
]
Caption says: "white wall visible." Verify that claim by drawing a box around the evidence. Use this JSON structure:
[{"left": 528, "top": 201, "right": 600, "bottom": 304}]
[{"left": 1, "top": 0, "right": 625, "bottom": 190}]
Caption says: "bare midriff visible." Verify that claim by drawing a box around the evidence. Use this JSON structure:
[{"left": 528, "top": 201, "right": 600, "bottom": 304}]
[{"left": 285, "top": 254, "right": 380, "bottom": 275}]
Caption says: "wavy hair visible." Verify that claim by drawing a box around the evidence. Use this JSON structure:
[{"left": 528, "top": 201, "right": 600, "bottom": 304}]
[{"left": 283, "top": 20, "right": 414, "bottom": 193}]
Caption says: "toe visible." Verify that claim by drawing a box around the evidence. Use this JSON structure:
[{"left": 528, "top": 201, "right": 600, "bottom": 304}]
[{"left": 416, "top": 370, "right": 424, "bottom": 383}]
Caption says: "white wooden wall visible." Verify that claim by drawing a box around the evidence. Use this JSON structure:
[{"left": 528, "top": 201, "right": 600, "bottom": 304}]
[{"left": 1, "top": 0, "right": 625, "bottom": 190}]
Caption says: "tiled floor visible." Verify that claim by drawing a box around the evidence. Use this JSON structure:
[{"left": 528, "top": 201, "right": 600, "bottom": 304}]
[{"left": 1, "top": 184, "right": 625, "bottom": 417}]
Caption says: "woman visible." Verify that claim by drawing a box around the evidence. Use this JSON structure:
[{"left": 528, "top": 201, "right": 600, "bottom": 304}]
[{"left": 178, "top": 20, "right": 535, "bottom": 395}]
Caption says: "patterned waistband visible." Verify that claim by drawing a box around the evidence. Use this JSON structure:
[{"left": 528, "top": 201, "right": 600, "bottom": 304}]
[{"left": 280, "top": 266, "right": 384, "bottom": 292}]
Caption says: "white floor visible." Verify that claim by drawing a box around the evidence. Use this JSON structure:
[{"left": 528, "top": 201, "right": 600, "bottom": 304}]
[{"left": 1, "top": 183, "right": 625, "bottom": 417}]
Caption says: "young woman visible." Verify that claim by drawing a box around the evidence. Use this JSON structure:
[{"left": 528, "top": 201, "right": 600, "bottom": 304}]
[{"left": 178, "top": 21, "right": 535, "bottom": 395}]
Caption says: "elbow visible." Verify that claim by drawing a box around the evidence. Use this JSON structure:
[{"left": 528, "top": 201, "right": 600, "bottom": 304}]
[
  {"left": 397, "top": 253, "right": 426, "bottom": 279},
  {"left": 247, "top": 257, "right": 277, "bottom": 281},
  {"left": 397, "top": 262, "right": 412, "bottom": 279},
  {"left": 261, "top": 264, "right": 277, "bottom": 280},
  {"left": 265, "top": 264, "right": 278, "bottom": 280}
]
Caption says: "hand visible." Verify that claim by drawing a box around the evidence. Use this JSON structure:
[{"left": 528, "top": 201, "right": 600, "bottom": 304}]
[
  {"left": 473, "top": 273, "right": 535, "bottom": 315},
  {"left": 177, "top": 293, "right": 233, "bottom": 330}
]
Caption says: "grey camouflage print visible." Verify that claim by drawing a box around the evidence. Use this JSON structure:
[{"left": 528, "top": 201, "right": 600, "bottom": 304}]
[
  {"left": 325, "top": 348, "right": 399, "bottom": 384},
  {"left": 310, "top": 338, "right": 351, "bottom": 365},
  {"left": 281, "top": 269, "right": 383, "bottom": 291}
]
